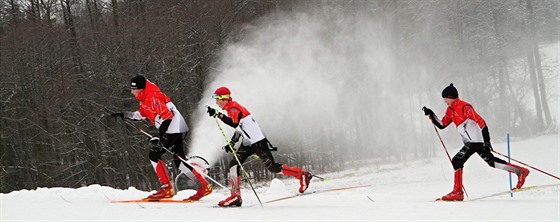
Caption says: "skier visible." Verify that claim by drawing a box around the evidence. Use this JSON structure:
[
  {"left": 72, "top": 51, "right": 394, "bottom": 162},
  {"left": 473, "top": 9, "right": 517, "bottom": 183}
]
[
  {"left": 111, "top": 75, "right": 212, "bottom": 201},
  {"left": 207, "top": 86, "right": 312, "bottom": 207},
  {"left": 423, "top": 83, "right": 530, "bottom": 201}
]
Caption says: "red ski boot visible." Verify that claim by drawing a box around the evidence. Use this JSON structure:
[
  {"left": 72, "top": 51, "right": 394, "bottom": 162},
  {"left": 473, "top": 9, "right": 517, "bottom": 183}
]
[
  {"left": 185, "top": 170, "right": 213, "bottom": 201},
  {"left": 218, "top": 192, "right": 242, "bottom": 207},
  {"left": 147, "top": 184, "right": 174, "bottom": 200},
  {"left": 299, "top": 171, "right": 312, "bottom": 193},
  {"left": 508, "top": 163, "right": 530, "bottom": 189},
  {"left": 218, "top": 176, "right": 242, "bottom": 207},
  {"left": 146, "top": 160, "right": 174, "bottom": 200},
  {"left": 437, "top": 169, "right": 464, "bottom": 201},
  {"left": 281, "top": 164, "right": 312, "bottom": 193}
]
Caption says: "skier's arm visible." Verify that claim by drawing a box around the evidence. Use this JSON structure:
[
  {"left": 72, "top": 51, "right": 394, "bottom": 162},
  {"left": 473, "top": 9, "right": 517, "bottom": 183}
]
[
  {"left": 124, "top": 111, "right": 144, "bottom": 121},
  {"left": 218, "top": 113, "right": 238, "bottom": 128},
  {"left": 423, "top": 106, "right": 449, "bottom": 129},
  {"left": 431, "top": 113, "right": 449, "bottom": 129},
  {"left": 218, "top": 107, "right": 243, "bottom": 128},
  {"left": 481, "top": 125, "right": 491, "bottom": 144}
]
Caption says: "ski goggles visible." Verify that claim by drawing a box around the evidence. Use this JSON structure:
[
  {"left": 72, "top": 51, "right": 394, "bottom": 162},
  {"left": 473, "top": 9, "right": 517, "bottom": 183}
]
[{"left": 212, "top": 94, "right": 230, "bottom": 100}]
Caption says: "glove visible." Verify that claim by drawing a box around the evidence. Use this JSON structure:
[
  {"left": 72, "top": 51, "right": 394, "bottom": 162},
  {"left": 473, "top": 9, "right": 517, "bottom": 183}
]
[
  {"left": 422, "top": 106, "right": 434, "bottom": 116},
  {"left": 207, "top": 106, "right": 219, "bottom": 118},
  {"left": 222, "top": 141, "right": 236, "bottom": 153},
  {"left": 111, "top": 112, "right": 124, "bottom": 119}
]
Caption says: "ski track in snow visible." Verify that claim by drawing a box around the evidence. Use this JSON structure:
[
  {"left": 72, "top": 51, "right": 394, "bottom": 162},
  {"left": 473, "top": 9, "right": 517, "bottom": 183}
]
[{"left": 1, "top": 134, "right": 558, "bottom": 221}]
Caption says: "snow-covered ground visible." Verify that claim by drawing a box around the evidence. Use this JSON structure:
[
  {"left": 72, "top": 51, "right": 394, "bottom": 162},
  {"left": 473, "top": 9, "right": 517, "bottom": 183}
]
[{"left": 1, "top": 134, "right": 558, "bottom": 221}]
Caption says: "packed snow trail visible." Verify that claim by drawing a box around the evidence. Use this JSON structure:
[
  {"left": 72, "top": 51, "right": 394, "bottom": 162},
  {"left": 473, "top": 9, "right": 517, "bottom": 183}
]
[{"left": 1, "top": 135, "right": 558, "bottom": 221}]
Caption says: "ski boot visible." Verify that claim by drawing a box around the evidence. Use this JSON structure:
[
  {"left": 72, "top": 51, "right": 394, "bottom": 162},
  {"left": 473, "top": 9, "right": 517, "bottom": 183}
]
[
  {"left": 146, "top": 160, "right": 174, "bottom": 200},
  {"left": 437, "top": 169, "right": 463, "bottom": 201},
  {"left": 185, "top": 169, "right": 213, "bottom": 201},
  {"left": 218, "top": 176, "right": 242, "bottom": 207},
  {"left": 146, "top": 183, "right": 174, "bottom": 200},
  {"left": 509, "top": 163, "right": 530, "bottom": 189},
  {"left": 281, "top": 164, "right": 312, "bottom": 193},
  {"left": 299, "top": 171, "right": 312, "bottom": 193},
  {"left": 186, "top": 184, "right": 213, "bottom": 202},
  {"left": 218, "top": 192, "right": 242, "bottom": 207}
]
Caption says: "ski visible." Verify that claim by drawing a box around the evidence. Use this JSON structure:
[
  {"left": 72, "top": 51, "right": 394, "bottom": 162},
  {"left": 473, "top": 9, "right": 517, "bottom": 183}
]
[
  {"left": 435, "top": 183, "right": 559, "bottom": 202},
  {"left": 467, "top": 183, "right": 559, "bottom": 201},
  {"left": 246, "top": 184, "right": 371, "bottom": 207},
  {"left": 111, "top": 198, "right": 198, "bottom": 203}
]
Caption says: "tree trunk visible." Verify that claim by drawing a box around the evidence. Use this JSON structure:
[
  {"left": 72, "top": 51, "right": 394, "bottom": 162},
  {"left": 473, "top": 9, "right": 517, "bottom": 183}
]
[
  {"left": 521, "top": 0, "right": 544, "bottom": 131},
  {"left": 526, "top": 0, "right": 552, "bottom": 128}
]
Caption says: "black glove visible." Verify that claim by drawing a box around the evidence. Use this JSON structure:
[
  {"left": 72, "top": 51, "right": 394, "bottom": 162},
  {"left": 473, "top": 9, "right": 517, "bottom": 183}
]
[
  {"left": 111, "top": 112, "right": 124, "bottom": 119},
  {"left": 422, "top": 106, "right": 434, "bottom": 116},
  {"left": 222, "top": 141, "right": 236, "bottom": 153},
  {"left": 207, "top": 106, "right": 219, "bottom": 118},
  {"left": 483, "top": 142, "right": 493, "bottom": 151}
]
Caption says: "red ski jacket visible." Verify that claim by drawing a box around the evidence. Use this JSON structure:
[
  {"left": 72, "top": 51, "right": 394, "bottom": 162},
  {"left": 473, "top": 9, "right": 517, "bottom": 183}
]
[
  {"left": 135, "top": 80, "right": 173, "bottom": 125},
  {"left": 439, "top": 98, "right": 485, "bottom": 129},
  {"left": 431, "top": 98, "right": 486, "bottom": 144},
  {"left": 220, "top": 101, "right": 265, "bottom": 145}
]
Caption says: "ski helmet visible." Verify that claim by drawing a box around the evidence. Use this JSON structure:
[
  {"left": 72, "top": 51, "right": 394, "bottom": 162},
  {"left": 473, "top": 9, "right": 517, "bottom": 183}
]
[{"left": 213, "top": 86, "right": 231, "bottom": 100}]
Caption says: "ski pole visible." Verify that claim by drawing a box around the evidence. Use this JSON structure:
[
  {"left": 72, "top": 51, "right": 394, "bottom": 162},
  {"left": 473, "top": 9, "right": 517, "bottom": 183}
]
[
  {"left": 214, "top": 117, "right": 263, "bottom": 208},
  {"left": 157, "top": 145, "right": 229, "bottom": 190},
  {"left": 122, "top": 119, "right": 154, "bottom": 138},
  {"left": 423, "top": 110, "right": 469, "bottom": 198},
  {"left": 310, "top": 174, "right": 331, "bottom": 182},
  {"left": 121, "top": 119, "right": 228, "bottom": 189},
  {"left": 431, "top": 124, "right": 469, "bottom": 197},
  {"left": 492, "top": 150, "right": 560, "bottom": 180},
  {"left": 432, "top": 124, "right": 453, "bottom": 163}
]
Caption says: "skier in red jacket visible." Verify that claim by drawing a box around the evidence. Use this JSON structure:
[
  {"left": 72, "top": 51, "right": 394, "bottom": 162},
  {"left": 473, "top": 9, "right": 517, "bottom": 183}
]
[
  {"left": 207, "top": 86, "right": 312, "bottom": 207},
  {"left": 112, "top": 75, "right": 212, "bottom": 201},
  {"left": 423, "top": 83, "right": 529, "bottom": 201}
]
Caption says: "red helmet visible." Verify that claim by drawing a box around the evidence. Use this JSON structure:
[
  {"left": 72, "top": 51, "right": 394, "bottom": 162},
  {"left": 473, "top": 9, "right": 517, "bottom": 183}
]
[{"left": 213, "top": 87, "right": 231, "bottom": 100}]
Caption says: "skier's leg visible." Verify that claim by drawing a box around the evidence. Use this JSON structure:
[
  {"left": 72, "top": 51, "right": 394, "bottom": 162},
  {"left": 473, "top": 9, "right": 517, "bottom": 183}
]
[
  {"left": 494, "top": 162, "right": 530, "bottom": 189},
  {"left": 218, "top": 146, "right": 253, "bottom": 207},
  {"left": 254, "top": 140, "right": 282, "bottom": 173},
  {"left": 147, "top": 159, "right": 174, "bottom": 199},
  {"left": 254, "top": 139, "right": 312, "bottom": 193},
  {"left": 476, "top": 144, "right": 507, "bottom": 167},
  {"left": 441, "top": 144, "right": 479, "bottom": 201},
  {"left": 476, "top": 145, "right": 529, "bottom": 189},
  {"left": 165, "top": 133, "right": 185, "bottom": 168},
  {"left": 451, "top": 143, "right": 479, "bottom": 170}
]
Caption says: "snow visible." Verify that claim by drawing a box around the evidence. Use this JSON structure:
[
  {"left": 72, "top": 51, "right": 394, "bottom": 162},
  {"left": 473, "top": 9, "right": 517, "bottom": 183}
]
[{"left": 1, "top": 134, "right": 558, "bottom": 221}]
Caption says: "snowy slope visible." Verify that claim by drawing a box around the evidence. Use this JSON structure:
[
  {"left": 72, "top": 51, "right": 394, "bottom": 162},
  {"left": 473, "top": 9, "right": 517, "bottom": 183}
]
[{"left": 1, "top": 134, "right": 558, "bottom": 221}]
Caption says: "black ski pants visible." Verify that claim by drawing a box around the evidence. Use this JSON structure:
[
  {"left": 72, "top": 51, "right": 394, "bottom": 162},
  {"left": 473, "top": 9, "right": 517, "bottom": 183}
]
[
  {"left": 451, "top": 142, "right": 507, "bottom": 170},
  {"left": 228, "top": 139, "right": 282, "bottom": 175},
  {"left": 149, "top": 133, "right": 187, "bottom": 168}
]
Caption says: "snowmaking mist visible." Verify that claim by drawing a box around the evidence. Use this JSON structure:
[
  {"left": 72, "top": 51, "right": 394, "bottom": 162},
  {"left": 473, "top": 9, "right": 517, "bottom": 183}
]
[{"left": 187, "top": 6, "right": 426, "bottom": 166}]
